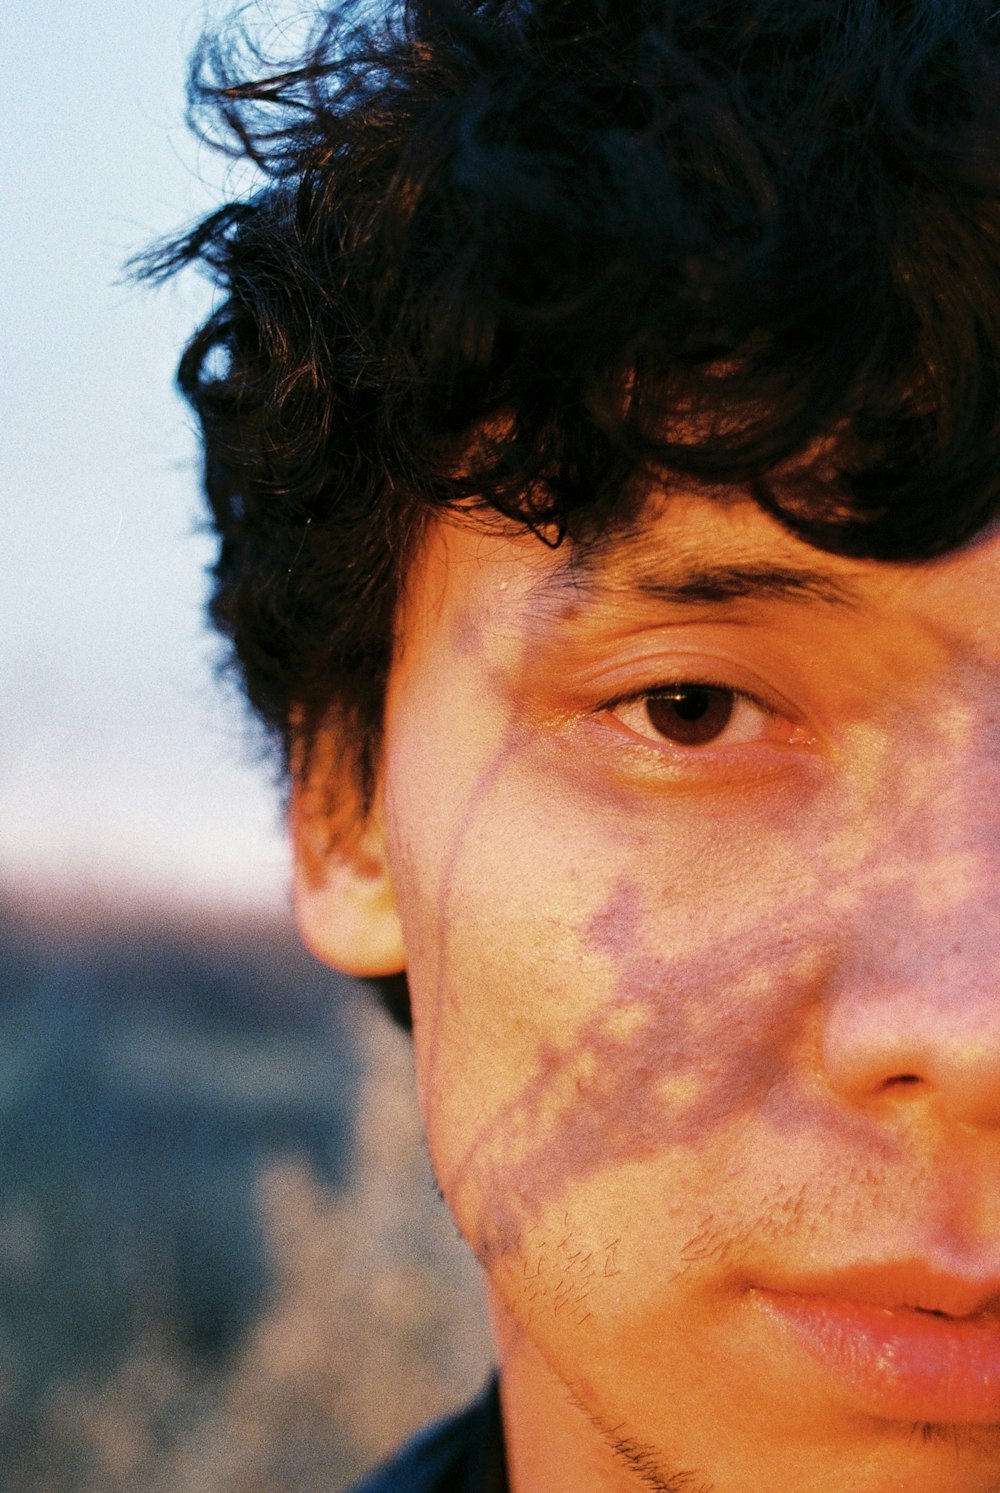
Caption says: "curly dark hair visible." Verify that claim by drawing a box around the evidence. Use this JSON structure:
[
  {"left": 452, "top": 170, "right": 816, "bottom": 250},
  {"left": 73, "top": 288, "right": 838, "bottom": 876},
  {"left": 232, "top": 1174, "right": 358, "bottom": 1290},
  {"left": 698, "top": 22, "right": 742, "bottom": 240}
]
[{"left": 142, "top": 0, "right": 1000, "bottom": 834}]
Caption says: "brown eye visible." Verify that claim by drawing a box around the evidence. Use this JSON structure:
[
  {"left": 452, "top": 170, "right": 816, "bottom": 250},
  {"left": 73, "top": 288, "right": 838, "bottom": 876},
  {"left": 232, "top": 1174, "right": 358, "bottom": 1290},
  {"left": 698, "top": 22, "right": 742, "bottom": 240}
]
[{"left": 644, "top": 686, "right": 736, "bottom": 746}]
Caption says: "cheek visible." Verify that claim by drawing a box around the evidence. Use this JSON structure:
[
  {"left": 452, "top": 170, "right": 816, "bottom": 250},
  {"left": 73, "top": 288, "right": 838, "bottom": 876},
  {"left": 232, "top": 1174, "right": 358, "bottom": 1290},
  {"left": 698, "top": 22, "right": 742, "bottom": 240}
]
[
  {"left": 387, "top": 733, "right": 837, "bottom": 1278},
  {"left": 444, "top": 881, "right": 830, "bottom": 1271}
]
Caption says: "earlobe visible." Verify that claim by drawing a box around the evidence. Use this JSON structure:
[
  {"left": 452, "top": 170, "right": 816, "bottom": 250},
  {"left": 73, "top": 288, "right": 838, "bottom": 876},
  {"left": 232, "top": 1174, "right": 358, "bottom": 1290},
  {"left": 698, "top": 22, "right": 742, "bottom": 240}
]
[{"left": 290, "top": 779, "right": 406, "bottom": 979}]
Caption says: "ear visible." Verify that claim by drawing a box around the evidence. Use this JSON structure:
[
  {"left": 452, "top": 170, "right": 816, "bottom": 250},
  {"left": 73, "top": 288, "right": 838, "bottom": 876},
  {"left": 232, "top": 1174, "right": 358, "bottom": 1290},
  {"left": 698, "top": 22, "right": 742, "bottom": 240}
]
[{"left": 290, "top": 764, "right": 406, "bottom": 980}]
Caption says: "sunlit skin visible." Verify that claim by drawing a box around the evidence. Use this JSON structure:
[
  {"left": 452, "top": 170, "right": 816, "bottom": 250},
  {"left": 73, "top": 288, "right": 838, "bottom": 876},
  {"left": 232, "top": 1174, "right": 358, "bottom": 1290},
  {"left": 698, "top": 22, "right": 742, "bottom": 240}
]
[{"left": 298, "top": 486, "right": 1000, "bottom": 1492}]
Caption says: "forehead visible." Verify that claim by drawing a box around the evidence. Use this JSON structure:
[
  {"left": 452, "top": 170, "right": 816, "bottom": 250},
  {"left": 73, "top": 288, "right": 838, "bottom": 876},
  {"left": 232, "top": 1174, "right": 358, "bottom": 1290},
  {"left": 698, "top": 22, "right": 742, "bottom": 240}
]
[{"left": 401, "top": 486, "right": 997, "bottom": 638}]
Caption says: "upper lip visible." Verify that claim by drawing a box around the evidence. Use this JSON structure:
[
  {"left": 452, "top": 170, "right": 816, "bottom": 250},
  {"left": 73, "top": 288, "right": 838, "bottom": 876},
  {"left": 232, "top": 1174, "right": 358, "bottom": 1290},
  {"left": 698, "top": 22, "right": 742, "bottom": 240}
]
[{"left": 759, "top": 1261, "right": 1000, "bottom": 1319}]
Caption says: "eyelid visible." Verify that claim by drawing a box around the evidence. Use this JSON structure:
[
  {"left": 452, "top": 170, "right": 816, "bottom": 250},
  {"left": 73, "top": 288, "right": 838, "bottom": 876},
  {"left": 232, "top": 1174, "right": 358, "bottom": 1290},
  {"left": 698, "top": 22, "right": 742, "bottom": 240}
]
[
  {"left": 594, "top": 653, "right": 808, "bottom": 723},
  {"left": 602, "top": 675, "right": 758, "bottom": 709}
]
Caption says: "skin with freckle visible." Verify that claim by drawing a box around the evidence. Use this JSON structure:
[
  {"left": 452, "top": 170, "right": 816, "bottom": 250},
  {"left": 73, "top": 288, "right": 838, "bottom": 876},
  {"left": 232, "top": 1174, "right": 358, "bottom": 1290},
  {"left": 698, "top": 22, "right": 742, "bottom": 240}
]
[{"left": 363, "top": 492, "right": 1000, "bottom": 1493}]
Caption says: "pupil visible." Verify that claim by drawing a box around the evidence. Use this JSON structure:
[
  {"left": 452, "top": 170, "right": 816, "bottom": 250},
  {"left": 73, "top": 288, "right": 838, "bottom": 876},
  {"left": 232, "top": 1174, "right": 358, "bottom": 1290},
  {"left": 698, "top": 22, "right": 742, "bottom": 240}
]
[
  {"left": 646, "top": 687, "right": 735, "bottom": 746},
  {"left": 674, "top": 689, "right": 710, "bottom": 720}
]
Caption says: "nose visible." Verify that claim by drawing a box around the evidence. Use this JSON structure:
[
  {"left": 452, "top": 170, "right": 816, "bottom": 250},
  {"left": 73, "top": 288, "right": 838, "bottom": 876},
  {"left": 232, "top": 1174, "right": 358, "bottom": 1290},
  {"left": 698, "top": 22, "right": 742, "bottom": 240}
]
[{"left": 821, "top": 880, "right": 1000, "bottom": 1132}]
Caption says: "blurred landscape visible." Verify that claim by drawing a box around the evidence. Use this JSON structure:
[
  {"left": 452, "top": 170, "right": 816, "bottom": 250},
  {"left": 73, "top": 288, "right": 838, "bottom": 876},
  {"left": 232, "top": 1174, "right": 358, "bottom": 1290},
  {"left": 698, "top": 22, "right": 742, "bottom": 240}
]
[
  {"left": 6, "top": 4, "right": 494, "bottom": 1487},
  {"left": 0, "top": 886, "right": 492, "bottom": 1493}
]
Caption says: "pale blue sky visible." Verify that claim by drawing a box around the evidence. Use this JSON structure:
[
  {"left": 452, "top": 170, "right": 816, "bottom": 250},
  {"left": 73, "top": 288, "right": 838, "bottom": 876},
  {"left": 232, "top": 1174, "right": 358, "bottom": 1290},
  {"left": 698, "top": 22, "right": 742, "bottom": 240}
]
[{"left": 2, "top": 1, "right": 303, "bottom": 907}]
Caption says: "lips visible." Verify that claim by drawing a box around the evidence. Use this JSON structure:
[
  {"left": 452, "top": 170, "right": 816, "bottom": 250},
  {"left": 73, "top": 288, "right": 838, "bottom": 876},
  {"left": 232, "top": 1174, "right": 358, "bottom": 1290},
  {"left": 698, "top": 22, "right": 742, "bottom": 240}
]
[
  {"left": 763, "top": 1261, "right": 1000, "bottom": 1319},
  {"left": 752, "top": 1262, "right": 1000, "bottom": 1423}
]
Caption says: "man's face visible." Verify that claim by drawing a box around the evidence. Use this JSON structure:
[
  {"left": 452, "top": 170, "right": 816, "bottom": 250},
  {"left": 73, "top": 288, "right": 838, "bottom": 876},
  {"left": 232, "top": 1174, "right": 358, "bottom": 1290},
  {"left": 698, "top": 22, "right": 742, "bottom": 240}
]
[{"left": 373, "top": 489, "right": 1000, "bottom": 1491}]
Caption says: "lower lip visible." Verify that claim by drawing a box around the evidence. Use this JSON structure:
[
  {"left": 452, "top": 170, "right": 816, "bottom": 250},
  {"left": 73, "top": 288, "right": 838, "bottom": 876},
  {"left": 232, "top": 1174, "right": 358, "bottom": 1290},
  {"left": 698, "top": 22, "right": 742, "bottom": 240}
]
[{"left": 755, "top": 1290, "right": 1000, "bottom": 1423}]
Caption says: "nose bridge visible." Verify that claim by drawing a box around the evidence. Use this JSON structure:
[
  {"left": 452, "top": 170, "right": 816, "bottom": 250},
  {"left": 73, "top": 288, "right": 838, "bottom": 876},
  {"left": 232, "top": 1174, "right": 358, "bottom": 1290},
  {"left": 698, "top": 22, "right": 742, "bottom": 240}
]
[{"left": 820, "top": 747, "right": 1000, "bottom": 1128}]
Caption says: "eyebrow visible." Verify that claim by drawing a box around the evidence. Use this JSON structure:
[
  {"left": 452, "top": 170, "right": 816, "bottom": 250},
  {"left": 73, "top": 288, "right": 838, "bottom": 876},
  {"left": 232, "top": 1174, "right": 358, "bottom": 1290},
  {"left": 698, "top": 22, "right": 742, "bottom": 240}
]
[
  {"left": 530, "top": 552, "right": 865, "bottom": 617},
  {"left": 628, "top": 560, "right": 862, "bottom": 608}
]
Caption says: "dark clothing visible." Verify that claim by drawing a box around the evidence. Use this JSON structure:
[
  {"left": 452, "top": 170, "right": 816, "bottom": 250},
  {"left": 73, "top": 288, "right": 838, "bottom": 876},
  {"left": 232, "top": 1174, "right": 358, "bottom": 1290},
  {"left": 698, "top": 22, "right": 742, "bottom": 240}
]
[{"left": 347, "top": 1380, "right": 508, "bottom": 1493}]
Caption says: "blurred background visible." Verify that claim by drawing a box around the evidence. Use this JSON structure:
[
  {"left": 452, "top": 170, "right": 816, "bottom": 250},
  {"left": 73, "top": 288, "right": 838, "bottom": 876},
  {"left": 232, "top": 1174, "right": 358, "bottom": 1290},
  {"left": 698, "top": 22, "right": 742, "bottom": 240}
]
[{"left": 2, "top": 3, "right": 492, "bottom": 1489}]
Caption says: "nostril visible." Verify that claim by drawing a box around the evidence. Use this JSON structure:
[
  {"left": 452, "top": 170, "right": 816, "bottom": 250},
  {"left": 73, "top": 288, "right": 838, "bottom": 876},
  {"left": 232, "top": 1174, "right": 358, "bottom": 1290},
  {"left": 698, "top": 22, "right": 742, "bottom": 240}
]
[{"left": 887, "top": 1073, "right": 921, "bottom": 1087}]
